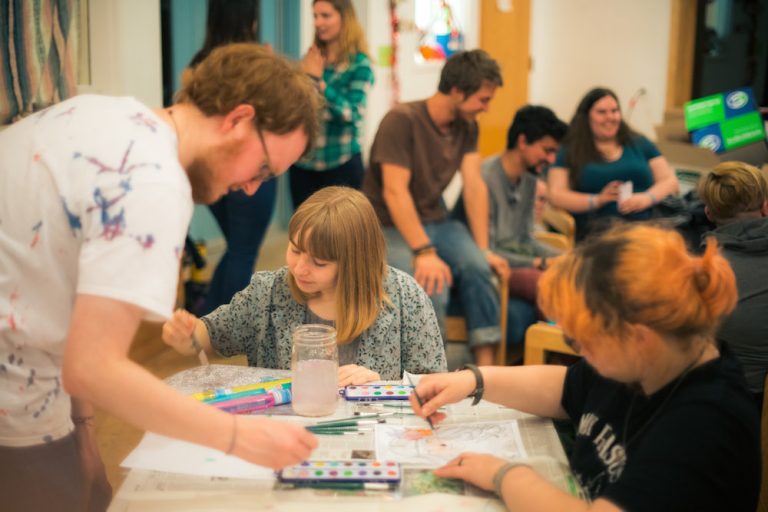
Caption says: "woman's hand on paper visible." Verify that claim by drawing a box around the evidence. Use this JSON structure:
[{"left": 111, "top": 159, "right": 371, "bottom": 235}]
[
  {"left": 434, "top": 453, "right": 508, "bottom": 491},
  {"left": 409, "top": 371, "right": 476, "bottom": 425},
  {"left": 161, "top": 309, "right": 199, "bottom": 356},
  {"left": 234, "top": 417, "right": 318, "bottom": 469},
  {"left": 337, "top": 364, "right": 380, "bottom": 387}
]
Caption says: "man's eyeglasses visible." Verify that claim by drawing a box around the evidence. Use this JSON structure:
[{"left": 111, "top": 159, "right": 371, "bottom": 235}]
[{"left": 254, "top": 124, "right": 276, "bottom": 183}]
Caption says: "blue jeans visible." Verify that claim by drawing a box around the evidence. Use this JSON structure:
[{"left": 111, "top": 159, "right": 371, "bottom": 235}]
[
  {"left": 201, "top": 179, "right": 277, "bottom": 315},
  {"left": 383, "top": 220, "right": 500, "bottom": 348},
  {"left": 506, "top": 297, "right": 537, "bottom": 347}
]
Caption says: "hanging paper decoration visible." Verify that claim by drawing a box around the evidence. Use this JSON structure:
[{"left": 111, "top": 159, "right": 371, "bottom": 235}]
[
  {"left": 389, "top": 0, "right": 401, "bottom": 105},
  {"left": 418, "top": 0, "right": 464, "bottom": 61}
]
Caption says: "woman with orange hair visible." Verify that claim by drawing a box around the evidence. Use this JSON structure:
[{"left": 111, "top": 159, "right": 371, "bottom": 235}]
[{"left": 410, "top": 224, "right": 760, "bottom": 511}]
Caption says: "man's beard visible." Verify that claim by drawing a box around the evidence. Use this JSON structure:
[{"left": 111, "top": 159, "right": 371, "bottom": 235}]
[{"left": 186, "top": 156, "right": 217, "bottom": 204}]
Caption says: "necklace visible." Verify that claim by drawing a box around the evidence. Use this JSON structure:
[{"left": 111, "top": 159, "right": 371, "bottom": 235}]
[
  {"left": 578, "top": 344, "right": 712, "bottom": 497},
  {"left": 621, "top": 344, "right": 710, "bottom": 448}
]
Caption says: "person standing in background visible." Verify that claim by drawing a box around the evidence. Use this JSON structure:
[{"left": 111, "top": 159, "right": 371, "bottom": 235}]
[
  {"left": 188, "top": 0, "right": 280, "bottom": 315},
  {"left": 290, "top": 0, "right": 374, "bottom": 208}
]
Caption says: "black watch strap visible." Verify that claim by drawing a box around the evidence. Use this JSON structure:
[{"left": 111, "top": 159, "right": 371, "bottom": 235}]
[{"left": 461, "top": 363, "right": 484, "bottom": 406}]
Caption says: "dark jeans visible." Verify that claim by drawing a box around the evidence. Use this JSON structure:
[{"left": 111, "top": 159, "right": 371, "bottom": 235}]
[
  {"left": 201, "top": 179, "right": 277, "bottom": 315},
  {"left": 289, "top": 153, "right": 364, "bottom": 209},
  {"left": 0, "top": 432, "right": 109, "bottom": 512}
]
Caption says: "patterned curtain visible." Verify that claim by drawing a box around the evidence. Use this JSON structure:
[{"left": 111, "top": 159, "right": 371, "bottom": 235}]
[{"left": 0, "top": 0, "right": 79, "bottom": 125}]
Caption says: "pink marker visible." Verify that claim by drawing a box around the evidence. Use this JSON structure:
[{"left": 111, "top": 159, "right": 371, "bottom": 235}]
[{"left": 214, "top": 393, "right": 276, "bottom": 414}]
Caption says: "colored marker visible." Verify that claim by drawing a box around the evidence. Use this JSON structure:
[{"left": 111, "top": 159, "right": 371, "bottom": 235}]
[
  {"left": 214, "top": 393, "right": 276, "bottom": 414},
  {"left": 192, "top": 378, "right": 292, "bottom": 401},
  {"left": 204, "top": 385, "right": 291, "bottom": 405}
]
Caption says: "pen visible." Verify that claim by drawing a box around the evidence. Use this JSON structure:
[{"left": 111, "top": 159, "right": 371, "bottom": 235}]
[{"left": 406, "top": 374, "right": 435, "bottom": 431}]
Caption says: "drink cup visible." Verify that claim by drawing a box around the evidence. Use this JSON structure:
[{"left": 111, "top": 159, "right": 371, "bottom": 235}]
[{"left": 291, "top": 324, "right": 338, "bottom": 417}]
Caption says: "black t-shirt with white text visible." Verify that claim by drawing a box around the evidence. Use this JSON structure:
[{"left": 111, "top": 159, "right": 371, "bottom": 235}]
[{"left": 561, "top": 353, "right": 759, "bottom": 512}]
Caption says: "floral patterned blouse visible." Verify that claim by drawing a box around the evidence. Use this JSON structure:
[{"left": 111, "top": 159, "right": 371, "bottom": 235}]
[{"left": 201, "top": 266, "right": 447, "bottom": 379}]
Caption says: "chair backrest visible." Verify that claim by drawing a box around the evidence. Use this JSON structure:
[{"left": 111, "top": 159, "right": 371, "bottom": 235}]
[
  {"left": 534, "top": 231, "right": 572, "bottom": 252},
  {"left": 523, "top": 322, "right": 578, "bottom": 365},
  {"left": 542, "top": 205, "right": 576, "bottom": 242}
]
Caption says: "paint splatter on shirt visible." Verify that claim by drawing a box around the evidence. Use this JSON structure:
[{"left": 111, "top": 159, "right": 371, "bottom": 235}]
[{"left": 0, "top": 95, "right": 193, "bottom": 447}]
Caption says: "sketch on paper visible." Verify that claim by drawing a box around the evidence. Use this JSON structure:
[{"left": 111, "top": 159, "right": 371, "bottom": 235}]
[{"left": 374, "top": 420, "right": 528, "bottom": 466}]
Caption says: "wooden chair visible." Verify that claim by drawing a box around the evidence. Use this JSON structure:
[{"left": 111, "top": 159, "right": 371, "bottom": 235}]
[
  {"left": 758, "top": 374, "right": 768, "bottom": 512},
  {"left": 542, "top": 205, "right": 576, "bottom": 245},
  {"left": 534, "top": 231, "right": 572, "bottom": 252},
  {"left": 523, "top": 322, "right": 578, "bottom": 365},
  {"left": 445, "top": 276, "right": 509, "bottom": 366}
]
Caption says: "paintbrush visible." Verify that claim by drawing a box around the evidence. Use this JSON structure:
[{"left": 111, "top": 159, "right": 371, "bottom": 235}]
[
  {"left": 190, "top": 332, "right": 211, "bottom": 374},
  {"left": 405, "top": 374, "right": 436, "bottom": 432}
]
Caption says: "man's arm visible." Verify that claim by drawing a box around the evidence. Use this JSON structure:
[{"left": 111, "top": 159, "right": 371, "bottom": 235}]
[
  {"left": 461, "top": 152, "right": 490, "bottom": 249},
  {"left": 62, "top": 294, "right": 317, "bottom": 469},
  {"left": 381, "top": 163, "right": 452, "bottom": 296},
  {"left": 381, "top": 163, "right": 431, "bottom": 250},
  {"left": 461, "top": 152, "right": 509, "bottom": 278}
]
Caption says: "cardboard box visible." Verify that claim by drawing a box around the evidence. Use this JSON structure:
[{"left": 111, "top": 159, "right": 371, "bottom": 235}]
[{"left": 655, "top": 110, "right": 768, "bottom": 174}]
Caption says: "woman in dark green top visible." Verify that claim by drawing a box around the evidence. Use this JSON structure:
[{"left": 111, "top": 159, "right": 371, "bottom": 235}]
[{"left": 547, "top": 88, "right": 679, "bottom": 240}]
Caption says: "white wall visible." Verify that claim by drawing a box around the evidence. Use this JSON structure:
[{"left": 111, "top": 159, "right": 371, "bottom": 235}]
[
  {"left": 529, "top": 0, "right": 671, "bottom": 140},
  {"left": 82, "top": 0, "right": 163, "bottom": 107}
]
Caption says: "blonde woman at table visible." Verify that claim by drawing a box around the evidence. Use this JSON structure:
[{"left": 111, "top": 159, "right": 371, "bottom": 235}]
[
  {"left": 410, "top": 224, "right": 760, "bottom": 512},
  {"left": 162, "top": 187, "right": 447, "bottom": 385}
]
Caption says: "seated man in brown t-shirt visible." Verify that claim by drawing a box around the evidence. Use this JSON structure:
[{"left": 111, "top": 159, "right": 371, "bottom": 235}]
[{"left": 362, "top": 49, "right": 507, "bottom": 366}]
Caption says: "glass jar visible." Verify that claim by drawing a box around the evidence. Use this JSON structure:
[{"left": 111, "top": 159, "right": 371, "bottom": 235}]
[{"left": 291, "top": 324, "right": 338, "bottom": 417}]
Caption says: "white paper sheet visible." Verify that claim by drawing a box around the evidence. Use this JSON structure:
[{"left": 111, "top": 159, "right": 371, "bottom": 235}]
[
  {"left": 121, "top": 433, "right": 275, "bottom": 480},
  {"left": 374, "top": 420, "right": 528, "bottom": 466}
]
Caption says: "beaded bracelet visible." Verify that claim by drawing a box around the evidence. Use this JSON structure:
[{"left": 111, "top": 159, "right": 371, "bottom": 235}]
[{"left": 493, "top": 461, "right": 530, "bottom": 498}]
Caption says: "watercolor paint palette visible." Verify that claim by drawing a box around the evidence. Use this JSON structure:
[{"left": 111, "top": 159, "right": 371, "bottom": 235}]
[
  {"left": 343, "top": 384, "right": 413, "bottom": 401},
  {"left": 278, "top": 460, "right": 401, "bottom": 484}
]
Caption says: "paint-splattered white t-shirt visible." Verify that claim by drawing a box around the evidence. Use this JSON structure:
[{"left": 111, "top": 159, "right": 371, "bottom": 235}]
[{"left": 0, "top": 95, "right": 192, "bottom": 447}]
